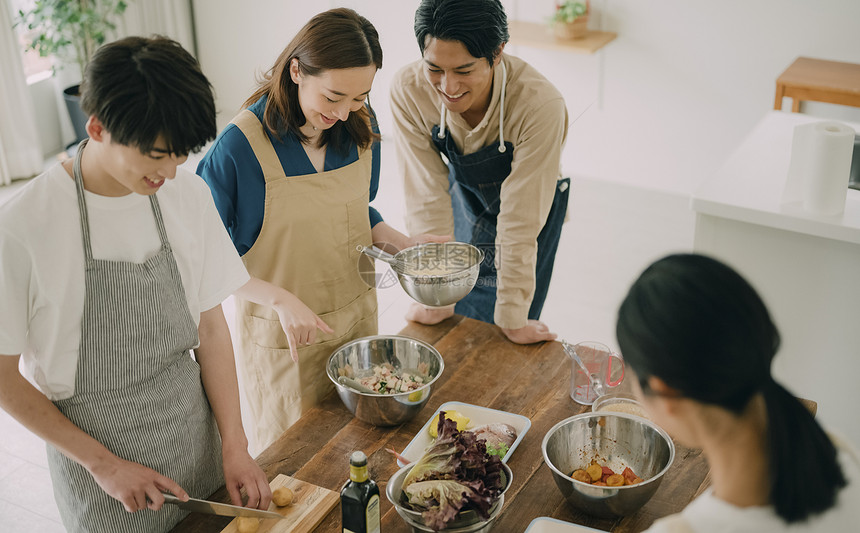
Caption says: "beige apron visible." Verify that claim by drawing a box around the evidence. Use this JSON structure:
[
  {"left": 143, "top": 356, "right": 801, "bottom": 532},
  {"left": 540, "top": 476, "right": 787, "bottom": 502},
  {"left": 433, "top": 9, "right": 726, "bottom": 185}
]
[{"left": 230, "top": 110, "right": 378, "bottom": 450}]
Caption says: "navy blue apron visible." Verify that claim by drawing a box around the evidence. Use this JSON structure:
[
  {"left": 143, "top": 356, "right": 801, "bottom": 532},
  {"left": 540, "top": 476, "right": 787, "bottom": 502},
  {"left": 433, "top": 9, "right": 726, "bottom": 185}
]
[{"left": 430, "top": 122, "right": 569, "bottom": 324}]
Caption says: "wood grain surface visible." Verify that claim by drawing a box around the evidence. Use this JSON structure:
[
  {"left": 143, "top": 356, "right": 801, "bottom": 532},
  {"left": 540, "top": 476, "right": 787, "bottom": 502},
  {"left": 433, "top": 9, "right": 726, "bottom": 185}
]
[
  {"left": 218, "top": 474, "right": 338, "bottom": 533},
  {"left": 170, "top": 316, "right": 709, "bottom": 533}
]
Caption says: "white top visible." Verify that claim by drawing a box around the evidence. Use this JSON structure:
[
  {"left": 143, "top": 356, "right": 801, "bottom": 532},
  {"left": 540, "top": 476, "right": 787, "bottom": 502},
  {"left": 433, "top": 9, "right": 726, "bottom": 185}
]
[
  {"left": 645, "top": 437, "right": 860, "bottom": 532},
  {"left": 0, "top": 164, "right": 249, "bottom": 400},
  {"left": 691, "top": 111, "right": 860, "bottom": 244}
]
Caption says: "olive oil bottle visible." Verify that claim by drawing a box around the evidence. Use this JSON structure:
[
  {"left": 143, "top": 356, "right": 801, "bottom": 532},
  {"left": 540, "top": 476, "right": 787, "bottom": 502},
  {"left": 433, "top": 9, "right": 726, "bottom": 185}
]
[{"left": 341, "top": 451, "right": 380, "bottom": 533}]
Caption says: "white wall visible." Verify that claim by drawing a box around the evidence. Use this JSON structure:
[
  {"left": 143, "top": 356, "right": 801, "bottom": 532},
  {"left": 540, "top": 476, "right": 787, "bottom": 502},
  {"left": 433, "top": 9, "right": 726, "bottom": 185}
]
[
  {"left": 23, "top": 0, "right": 198, "bottom": 157},
  {"left": 191, "top": 0, "right": 423, "bottom": 133},
  {"left": 193, "top": 0, "right": 860, "bottom": 194},
  {"left": 561, "top": 0, "right": 860, "bottom": 193}
]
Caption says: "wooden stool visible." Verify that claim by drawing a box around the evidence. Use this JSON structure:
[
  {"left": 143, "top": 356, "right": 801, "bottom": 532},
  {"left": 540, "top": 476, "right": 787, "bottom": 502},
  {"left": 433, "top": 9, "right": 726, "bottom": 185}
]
[{"left": 774, "top": 57, "right": 860, "bottom": 112}]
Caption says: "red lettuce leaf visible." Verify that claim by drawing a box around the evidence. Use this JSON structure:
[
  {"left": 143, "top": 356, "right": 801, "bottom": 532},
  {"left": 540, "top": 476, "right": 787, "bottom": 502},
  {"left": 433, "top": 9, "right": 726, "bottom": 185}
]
[{"left": 401, "top": 411, "right": 506, "bottom": 528}]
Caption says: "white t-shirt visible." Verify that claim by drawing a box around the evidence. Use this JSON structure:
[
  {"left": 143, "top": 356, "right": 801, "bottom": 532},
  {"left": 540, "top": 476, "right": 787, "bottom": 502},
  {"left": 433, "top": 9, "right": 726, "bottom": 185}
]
[
  {"left": 0, "top": 163, "right": 250, "bottom": 400},
  {"left": 645, "top": 437, "right": 860, "bottom": 532}
]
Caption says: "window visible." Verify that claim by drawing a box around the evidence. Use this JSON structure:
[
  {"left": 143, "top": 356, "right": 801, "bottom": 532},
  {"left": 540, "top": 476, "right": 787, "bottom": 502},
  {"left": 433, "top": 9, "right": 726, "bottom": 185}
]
[{"left": 10, "top": 0, "right": 53, "bottom": 82}]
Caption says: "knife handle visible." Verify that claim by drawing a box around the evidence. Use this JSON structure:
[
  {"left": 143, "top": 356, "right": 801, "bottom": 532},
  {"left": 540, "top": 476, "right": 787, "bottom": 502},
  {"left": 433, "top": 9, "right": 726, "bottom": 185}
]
[{"left": 161, "top": 492, "right": 182, "bottom": 504}]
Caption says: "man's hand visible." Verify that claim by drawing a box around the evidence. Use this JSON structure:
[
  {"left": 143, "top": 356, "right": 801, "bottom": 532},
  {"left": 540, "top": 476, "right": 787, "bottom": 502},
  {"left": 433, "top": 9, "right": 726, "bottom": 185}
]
[
  {"left": 500, "top": 320, "right": 557, "bottom": 344},
  {"left": 88, "top": 456, "right": 188, "bottom": 512},
  {"left": 222, "top": 446, "right": 272, "bottom": 510},
  {"left": 405, "top": 303, "right": 455, "bottom": 325},
  {"left": 370, "top": 220, "right": 450, "bottom": 252},
  {"left": 407, "top": 233, "right": 451, "bottom": 247}
]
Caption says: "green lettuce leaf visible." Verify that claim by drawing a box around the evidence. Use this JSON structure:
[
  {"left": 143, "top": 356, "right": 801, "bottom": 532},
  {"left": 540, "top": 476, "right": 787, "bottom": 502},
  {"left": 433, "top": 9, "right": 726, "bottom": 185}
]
[
  {"left": 402, "top": 411, "right": 463, "bottom": 487},
  {"left": 404, "top": 480, "right": 474, "bottom": 530}
]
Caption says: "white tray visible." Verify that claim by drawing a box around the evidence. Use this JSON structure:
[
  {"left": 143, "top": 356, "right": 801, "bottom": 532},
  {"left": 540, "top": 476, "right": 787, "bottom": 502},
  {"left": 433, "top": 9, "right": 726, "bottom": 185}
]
[
  {"left": 396, "top": 401, "right": 531, "bottom": 467},
  {"left": 525, "top": 517, "right": 608, "bottom": 533}
]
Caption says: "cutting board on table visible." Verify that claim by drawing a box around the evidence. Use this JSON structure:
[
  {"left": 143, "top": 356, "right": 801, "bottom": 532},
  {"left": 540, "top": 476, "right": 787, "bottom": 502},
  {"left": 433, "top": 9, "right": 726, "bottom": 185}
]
[{"left": 220, "top": 474, "right": 339, "bottom": 533}]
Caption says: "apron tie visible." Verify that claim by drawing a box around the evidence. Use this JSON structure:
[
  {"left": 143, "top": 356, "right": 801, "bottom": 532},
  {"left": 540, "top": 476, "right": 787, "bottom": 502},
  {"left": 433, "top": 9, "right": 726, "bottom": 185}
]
[
  {"left": 497, "top": 60, "right": 507, "bottom": 153},
  {"left": 437, "top": 105, "right": 446, "bottom": 139},
  {"left": 436, "top": 58, "right": 508, "bottom": 155}
]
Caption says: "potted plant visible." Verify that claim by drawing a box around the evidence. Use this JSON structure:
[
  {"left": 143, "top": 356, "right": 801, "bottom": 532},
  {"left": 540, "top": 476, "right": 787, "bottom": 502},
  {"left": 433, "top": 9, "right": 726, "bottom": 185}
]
[
  {"left": 550, "top": 0, "right": 589, "bottom": 40},
  {"left": 15, "top": 0, "right": 130, "bottom": 145}
]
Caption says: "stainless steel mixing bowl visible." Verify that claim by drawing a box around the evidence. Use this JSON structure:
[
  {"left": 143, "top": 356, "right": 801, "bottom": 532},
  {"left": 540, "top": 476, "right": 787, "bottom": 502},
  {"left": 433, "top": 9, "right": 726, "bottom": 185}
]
[
  {"left": 542, "top": 412, "right": 675, "bottom": 518},
  {"left": 360, "top": 242, "right": 483, "bottom": 307},
  {"left": 326, "top": 335, "right": 444, "bottom": 426},
  {"left": 385, "top": 461, "right": 512, "bottom": 532}
]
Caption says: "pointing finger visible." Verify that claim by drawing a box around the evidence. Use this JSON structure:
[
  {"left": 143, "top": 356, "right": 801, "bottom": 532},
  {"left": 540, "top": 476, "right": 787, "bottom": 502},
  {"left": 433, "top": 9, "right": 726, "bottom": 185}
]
[
  {"left": 317, "top": 317, "right": 334, "bottom": 334},
  {"left": 286, "top": 330, "right": 299, "bottom": 363}
]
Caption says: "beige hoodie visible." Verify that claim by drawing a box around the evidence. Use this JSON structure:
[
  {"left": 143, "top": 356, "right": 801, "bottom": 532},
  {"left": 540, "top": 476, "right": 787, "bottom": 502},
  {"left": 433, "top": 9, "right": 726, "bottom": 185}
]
[{"left": 390, "top": 53, "right": 568, "bottom": 329}]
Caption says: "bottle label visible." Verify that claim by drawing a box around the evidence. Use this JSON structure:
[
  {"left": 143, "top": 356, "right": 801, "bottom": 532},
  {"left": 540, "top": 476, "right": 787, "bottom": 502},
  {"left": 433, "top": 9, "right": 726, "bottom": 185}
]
[
  {"left": 366, "top": 494, "right": 380, "bottom": 533},
  {"left": 344, "top": 530, "right": 357, "bottom": 533},
  {"left": 349, "top": 464, "right": 368, "bottom": 482}
]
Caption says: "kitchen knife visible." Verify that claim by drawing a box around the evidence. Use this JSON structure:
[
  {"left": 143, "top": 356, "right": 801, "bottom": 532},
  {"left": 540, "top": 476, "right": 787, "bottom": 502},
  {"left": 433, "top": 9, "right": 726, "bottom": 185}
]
[{"left": 162, "top": 493, "right": 284, "bottom": 520}]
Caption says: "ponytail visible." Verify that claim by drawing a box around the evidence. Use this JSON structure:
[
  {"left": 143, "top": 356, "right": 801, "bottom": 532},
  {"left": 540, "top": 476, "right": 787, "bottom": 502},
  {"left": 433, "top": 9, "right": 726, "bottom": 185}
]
[
  {"left": 762, "top": 380, "right": 846, "bottom": 522},
  {"left": 617, "top": 254, "right": 849, "bottom": 524}
]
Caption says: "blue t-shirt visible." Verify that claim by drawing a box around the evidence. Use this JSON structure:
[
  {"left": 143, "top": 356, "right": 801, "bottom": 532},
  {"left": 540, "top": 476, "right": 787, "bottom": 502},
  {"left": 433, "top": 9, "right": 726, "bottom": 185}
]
[{"left": 197, "top": 97, "right": 383, "bottom": 256}]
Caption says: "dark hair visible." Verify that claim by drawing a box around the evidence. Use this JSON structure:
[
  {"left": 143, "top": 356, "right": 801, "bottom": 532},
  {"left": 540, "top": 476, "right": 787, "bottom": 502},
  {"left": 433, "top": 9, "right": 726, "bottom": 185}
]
[
  {"left": 80, "top": 36, "right": 216, "bottom": 155},
  {"left": 244, "top": 8, "right": 382, "bottom": 154},
  {"left": 414, "top": 0, "right": 509, "bottom": 65},
  {"left": 616, "top": 253, "right": 846, "bottom": 523}
]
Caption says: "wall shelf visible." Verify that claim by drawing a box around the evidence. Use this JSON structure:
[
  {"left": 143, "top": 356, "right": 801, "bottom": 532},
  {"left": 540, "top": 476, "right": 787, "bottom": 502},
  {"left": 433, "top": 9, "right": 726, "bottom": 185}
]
[{"left": 508, "top": 20, "right": 617, "bottom": 54}]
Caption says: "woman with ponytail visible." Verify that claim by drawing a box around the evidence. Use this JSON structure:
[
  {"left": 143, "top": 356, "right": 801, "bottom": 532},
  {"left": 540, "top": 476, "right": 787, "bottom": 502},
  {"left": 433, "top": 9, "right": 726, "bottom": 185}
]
[{"left": 616, "top": 253, "right": 859, "bottom": 532}]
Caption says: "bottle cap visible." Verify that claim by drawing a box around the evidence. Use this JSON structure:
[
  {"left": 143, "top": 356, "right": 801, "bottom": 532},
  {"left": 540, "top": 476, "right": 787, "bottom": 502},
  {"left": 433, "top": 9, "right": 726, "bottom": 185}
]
[{"left": 350, "top": 451, "right": 367, "bottom": 466}]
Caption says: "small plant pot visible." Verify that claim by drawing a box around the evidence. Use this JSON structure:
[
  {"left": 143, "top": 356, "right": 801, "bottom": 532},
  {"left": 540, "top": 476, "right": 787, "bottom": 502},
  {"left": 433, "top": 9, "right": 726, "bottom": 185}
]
[
  {"left": 62, "top": 84, "right": 88, "bottom": 146},
  {"left": 553, "top": 16, "right": 589, "bottom": 40}
]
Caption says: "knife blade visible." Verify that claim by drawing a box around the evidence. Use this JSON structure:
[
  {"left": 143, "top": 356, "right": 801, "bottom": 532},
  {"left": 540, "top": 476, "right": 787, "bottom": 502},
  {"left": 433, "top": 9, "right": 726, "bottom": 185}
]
[{"left": 162, "top": 493, "right": 284, "bottom": 520}]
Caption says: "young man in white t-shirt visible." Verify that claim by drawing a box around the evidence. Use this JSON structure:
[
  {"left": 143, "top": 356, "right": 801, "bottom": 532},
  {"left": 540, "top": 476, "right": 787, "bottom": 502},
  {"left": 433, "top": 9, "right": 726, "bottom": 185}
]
[{"left": 0, "top": 36, "right": 271, "bottom": 533}]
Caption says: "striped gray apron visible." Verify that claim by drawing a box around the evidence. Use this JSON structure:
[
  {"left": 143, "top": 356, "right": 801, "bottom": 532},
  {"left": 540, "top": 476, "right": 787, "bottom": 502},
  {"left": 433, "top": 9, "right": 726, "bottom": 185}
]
[{"left": 47, "top": 139, "right": 224, "bottom": 532}]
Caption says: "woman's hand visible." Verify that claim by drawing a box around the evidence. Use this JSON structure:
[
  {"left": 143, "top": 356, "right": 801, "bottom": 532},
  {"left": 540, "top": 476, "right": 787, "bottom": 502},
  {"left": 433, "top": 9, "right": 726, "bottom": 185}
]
[
  {"left": 500, "top": 320, "right": 557, "bottom": 344},
  {"left": 273, "top": 291, "right": 334, "bottom": 362},
  {"left": 222, "top": 446, "right": 272, "bottom": 510},
  {"left": 235, "top": 278, "right": 333, "bottom": 363},
  {"left": 88, "top": 455, "right": 188, "bottom": 513}
]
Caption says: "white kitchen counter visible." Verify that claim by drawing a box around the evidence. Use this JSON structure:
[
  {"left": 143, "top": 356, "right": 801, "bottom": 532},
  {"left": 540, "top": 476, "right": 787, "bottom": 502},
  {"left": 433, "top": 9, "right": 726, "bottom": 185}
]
[
  {"left": 692, "top": 110, "right": 860, "bottom": 244},
  {"left": 691, "top": 110, "right": 860, "bottom": 445}
]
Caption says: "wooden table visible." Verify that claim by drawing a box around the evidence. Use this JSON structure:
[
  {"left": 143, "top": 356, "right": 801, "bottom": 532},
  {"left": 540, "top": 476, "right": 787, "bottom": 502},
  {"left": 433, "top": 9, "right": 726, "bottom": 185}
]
[
  {"left": 774, "top": 56, "right": 860, "bottom": 112},
  {"left": 170, "top": 316, "right": 710, "bottom": 533}
]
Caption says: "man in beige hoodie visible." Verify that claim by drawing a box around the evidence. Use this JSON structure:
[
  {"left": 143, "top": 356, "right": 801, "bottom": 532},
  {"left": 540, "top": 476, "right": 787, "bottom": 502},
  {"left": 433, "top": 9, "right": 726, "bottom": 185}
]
[{"left": 391, "top": 0, "right": 570, "bottom": 344}]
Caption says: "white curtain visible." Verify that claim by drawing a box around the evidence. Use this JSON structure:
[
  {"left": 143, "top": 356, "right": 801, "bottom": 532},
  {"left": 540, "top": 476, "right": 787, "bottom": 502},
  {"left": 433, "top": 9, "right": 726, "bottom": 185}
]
[
  {"left": 117, "top": 0, "right": 196, "bottom": 55},
  {"left": 0, "top": 0, "right": 43, "bottom": 185}
]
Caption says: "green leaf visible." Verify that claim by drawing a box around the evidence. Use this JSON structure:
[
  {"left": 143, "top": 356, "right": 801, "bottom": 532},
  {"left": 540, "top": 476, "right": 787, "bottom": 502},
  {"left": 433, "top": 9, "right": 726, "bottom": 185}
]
[
  {"left": 485, "top": 442, "right": 509, "bottom": 458},
  {"left": 14, "top": 0, "right": 135, "bottom": 75},
  {"left": 551, "top": 0, "right": 588, "bottom": 23}
]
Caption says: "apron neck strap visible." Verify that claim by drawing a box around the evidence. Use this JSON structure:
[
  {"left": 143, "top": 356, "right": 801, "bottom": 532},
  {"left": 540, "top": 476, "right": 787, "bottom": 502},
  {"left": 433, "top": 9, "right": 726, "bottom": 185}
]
[
  {"left": 73, "top": 139, "right": 95, "bottom": 263},
  {"left": 72, "top": 139, "right": 170, "bottom": 264},
  {"left": 497, "top": 60, "right": 507, "bottom": 153},
  {"left": 435, "top": 58, "right": 508, "bottom": 154}
]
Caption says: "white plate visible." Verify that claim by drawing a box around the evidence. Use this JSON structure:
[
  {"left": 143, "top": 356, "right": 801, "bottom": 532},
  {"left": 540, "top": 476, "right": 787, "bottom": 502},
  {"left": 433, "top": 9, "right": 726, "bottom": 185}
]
[
  {"left": 396, "top": 401, "right": 531, "bottom": 467},
  {"left": 525, "top": 517, "right": 608, "bottom": 533}
]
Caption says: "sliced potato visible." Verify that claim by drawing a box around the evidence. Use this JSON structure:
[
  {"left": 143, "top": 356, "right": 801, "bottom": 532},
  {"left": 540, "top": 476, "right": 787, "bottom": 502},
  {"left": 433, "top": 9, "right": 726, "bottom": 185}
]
[
  {"left": 606, "top": 474, "right": 625, "bottom": 487},
  {"left": 571, "top": 469, "right": 591, "bottom": 483},
  {"left": 585, "top": 464, "right": 603, "bottom": 482},
  {"left": 236, "top": 516, "right": 260, "bottom": 533}
]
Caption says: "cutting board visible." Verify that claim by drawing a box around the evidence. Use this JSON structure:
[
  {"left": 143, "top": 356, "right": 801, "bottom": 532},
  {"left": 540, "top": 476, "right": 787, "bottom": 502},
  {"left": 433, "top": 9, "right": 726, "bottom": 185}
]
[{"left": 220, "top": 474, "right": 339, "bottom": 533}]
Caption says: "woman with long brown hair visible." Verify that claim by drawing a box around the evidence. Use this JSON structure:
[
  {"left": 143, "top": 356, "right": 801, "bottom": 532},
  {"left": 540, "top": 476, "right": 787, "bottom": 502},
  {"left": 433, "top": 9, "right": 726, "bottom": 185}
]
[{"left": 198, "top": 8, "right": 444, "bottom": 450}]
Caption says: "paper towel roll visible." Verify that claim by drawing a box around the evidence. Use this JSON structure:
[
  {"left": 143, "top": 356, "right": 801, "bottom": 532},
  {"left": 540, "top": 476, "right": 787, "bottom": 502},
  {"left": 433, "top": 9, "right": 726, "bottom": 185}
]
[{"left": 794, "top": 121, "right": 855, "bottom": 216}]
